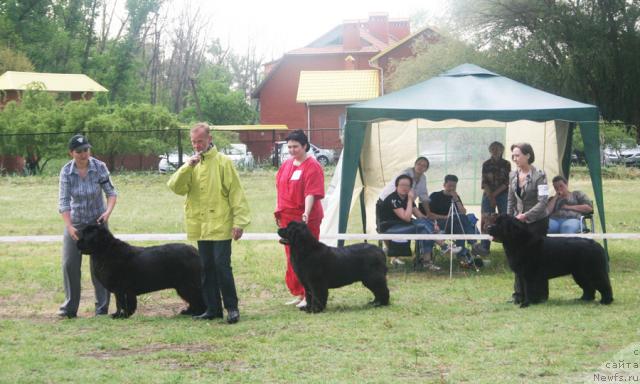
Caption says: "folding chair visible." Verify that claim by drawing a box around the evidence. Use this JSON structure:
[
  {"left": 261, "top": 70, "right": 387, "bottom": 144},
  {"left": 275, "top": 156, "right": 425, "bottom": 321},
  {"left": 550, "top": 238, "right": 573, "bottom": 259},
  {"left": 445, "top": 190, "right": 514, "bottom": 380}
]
[
  {"left": 580, "top": 213, "right": 595, "bottom": 233},
  {"left": 375, "top": 199, "right": 420, "bottom": 267}
]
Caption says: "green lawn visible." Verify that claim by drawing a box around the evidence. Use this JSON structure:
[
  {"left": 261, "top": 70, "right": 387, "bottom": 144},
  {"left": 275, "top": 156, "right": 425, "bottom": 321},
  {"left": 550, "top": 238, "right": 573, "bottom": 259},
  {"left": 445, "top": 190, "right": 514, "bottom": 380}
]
[{"left": 0, "top": 170, "right": 639, "bottom": 383}]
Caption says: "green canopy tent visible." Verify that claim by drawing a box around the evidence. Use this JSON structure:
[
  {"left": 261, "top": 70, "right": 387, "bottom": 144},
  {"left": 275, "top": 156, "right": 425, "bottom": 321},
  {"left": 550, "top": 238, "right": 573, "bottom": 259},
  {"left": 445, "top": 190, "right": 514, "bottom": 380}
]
[{"left": 338, "top": 64, "right": 605, "bottom": 248}]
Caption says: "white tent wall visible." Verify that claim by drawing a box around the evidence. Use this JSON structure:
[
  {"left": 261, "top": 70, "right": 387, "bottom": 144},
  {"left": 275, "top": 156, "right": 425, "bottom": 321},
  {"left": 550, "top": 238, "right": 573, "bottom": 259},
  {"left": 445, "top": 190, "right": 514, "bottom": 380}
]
[
  {"left": 345, "top": 119, "right": 570, "bottom": 235},
  {"left": 320, "top": 151, "right": 363, "bottom": 246},
  {"left": 505, "top": 120, "right": 569, "bottom": 180}
]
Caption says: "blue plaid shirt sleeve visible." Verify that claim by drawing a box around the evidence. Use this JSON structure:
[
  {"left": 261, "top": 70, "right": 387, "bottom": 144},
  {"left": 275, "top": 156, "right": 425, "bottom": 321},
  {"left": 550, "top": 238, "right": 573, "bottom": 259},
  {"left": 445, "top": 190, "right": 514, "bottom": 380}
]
[{"left": 58, "top": 166, "right": 72, "bottom": 213}]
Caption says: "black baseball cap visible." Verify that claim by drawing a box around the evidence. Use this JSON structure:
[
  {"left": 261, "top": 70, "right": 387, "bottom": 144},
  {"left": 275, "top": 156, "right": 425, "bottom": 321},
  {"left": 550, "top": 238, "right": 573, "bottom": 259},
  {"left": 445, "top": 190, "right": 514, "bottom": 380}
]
[{"left": 68, "top": 135, "right": 92, "bottom": 151}]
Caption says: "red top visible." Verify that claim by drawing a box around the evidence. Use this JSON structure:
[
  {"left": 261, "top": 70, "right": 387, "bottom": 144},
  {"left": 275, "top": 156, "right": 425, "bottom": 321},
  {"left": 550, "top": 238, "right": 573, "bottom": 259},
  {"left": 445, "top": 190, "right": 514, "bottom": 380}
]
[{"left": 275, "top": 156, "right": 325, "bottom": 222}]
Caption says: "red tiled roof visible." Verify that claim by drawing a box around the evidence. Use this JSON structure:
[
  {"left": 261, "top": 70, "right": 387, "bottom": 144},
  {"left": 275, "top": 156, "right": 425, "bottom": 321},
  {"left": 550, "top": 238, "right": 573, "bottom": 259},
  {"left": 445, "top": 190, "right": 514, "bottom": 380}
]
[
  {"left": 252, "top": 16, "right": 413, "bottom": 98},
  {"left": 287, "top": 45, "right": 380, "bottom": 55}
]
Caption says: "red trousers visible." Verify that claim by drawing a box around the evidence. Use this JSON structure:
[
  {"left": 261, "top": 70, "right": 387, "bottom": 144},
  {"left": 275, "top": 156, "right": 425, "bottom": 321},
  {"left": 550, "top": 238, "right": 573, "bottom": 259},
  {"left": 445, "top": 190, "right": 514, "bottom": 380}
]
[{"left": 278, "top": 212, "right": 321, "bottom": 297}]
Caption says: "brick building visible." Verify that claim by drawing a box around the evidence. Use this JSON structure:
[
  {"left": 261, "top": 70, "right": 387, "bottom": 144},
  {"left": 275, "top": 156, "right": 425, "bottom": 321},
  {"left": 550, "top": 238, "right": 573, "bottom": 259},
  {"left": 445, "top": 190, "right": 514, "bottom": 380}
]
[{"left": 248, "top": 13, "right": 437, "bottom": 160}]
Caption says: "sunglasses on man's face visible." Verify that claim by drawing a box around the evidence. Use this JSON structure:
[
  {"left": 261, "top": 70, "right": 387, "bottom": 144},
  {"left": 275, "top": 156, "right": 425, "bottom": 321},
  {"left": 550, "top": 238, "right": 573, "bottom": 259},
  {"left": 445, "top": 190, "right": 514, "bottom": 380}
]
[{"left": 74, "top": 148, "right": 89, "bottom": 154}]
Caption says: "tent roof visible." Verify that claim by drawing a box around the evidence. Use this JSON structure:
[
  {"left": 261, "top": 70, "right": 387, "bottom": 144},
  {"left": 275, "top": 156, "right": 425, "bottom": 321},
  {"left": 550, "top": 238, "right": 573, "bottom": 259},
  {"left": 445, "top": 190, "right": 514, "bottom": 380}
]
[
  {"left": 338, "top": 63, "right": 606, "bottom": 253},
  {"left": 0, "top": 71, "right": 108, "bottom": 92},
  {"left": 348, "top": 64, "right": 597, "bottom": 122}
]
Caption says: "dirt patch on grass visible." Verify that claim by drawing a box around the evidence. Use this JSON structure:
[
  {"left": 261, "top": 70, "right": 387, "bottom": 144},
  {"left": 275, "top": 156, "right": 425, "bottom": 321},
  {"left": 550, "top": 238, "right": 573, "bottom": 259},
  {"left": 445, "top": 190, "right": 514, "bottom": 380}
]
[
  {"left": 161, "top": 358, "right": 252, "bottom": 372},
  {"left": 83, "top": 343, "right": 214, "bottom": 359},
  {"left": 0, "top": 288, "right": 190, "bottom": 320},
  {"left": 83, "top": 343, "right": 254, "bottom": 373}
]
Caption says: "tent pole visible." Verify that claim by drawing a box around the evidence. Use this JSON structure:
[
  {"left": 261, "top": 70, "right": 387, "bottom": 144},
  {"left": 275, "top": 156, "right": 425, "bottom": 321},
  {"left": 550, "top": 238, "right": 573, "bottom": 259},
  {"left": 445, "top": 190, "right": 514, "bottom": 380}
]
[
  {"left": 579, "top": 120, "right": 608, "bottom": 264},
  {"left": 338, "top": 120, "right": 367, "bottom": 247},
  {"left": 562, "top": 122, "right": 575, "bottom": 180},
  {"left": 358, "top": 162, "right": 367, "bottom": 237}
]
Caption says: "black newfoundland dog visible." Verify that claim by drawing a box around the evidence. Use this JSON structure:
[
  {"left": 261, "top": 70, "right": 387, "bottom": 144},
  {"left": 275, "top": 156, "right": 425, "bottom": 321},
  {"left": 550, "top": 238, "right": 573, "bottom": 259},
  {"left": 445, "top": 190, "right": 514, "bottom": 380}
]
[
  {"left": 489, "top": 215, "right": 613, "bottom": 308},
  {"left": 77, "top": 224, "right": 205, "bottom": 318},
  {"left": 278, "top": 221, "right": 389, "bottom": 313}
]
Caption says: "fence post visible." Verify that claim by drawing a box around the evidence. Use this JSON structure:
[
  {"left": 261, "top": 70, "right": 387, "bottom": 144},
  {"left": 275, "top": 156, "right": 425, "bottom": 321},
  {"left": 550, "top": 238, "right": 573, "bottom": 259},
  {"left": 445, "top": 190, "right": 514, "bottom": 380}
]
[{"left": 177, "top": 129, "right": 183, "bottom": 167}]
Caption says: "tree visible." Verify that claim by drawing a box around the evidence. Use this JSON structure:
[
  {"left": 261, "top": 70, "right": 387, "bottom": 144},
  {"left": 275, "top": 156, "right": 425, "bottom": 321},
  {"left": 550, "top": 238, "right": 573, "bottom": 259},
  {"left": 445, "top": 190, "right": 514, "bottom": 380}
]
[
  {"left": 85, "top": 103, "right": 180, "bottom": 170},
  {"left": 449, "top": 0, "right": 640, "bottom": 138},
  {"left": 104, "top": 0, "right": 163, "bottom": 102},
  {"left": 179, "top": 64, "right": 257, "bottom": 126},
  {"left": 0, "top": 88, "right": 65, "bottom": 174},
  {"left": 600, "top": 122, "right": 637, "bottom": 157},
  {"left": 386, "top": 32, "right": 487, "bottom": 92},
  {"left": 0, "top": 46, "right": 34, "bottom": 72}
]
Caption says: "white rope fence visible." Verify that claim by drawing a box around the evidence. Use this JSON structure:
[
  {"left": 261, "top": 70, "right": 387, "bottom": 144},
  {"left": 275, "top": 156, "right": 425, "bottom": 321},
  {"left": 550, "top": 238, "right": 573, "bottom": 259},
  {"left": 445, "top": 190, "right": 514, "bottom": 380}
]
[{"left": 2, "top": 232, "right": 640, "bottom": 243}]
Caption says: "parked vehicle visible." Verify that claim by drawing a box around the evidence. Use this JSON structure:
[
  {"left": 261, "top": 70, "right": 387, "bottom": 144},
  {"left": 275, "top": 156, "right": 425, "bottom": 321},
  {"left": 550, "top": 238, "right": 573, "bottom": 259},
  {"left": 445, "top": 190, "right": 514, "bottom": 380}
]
[
  {"left": 158, "top": 151, "right": 189, "bottom": 174},
  {"left": 159, "top": 144, "right": 254, "bottom": 173},
  {"left": 604, "top": 146, "right": 640, "bottom": 166},
  {"left": 620, "top": 147, "right": 640, "bottom": 167},
  {"left": 222, "top": 143, "right": 255, "bottom": 169},
  {"left": 272, "top": 141, "right": 337, "bottom": 167}
]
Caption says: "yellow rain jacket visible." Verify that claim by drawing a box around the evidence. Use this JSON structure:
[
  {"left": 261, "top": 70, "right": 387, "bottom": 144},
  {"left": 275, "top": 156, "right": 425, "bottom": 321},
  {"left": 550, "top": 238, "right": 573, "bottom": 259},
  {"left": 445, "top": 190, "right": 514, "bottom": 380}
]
[{"left": 167, "top": 147, "right": 251, "bottom": 241}]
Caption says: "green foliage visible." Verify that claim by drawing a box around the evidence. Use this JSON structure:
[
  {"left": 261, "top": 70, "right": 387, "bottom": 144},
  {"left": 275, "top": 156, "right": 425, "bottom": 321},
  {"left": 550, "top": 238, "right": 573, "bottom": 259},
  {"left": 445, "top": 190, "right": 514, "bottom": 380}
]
[
  {"left": 179, "top": 65, "right": 258, "bottom": 125},
  {"left": 386, "top": 33, "right": 488, "bottom": 91},
  {"left": 600, "top": 122, "right": 637, "bottom": 154},
  {"left": 0, "top": 46, "right": 34, "bottom": 72},
  {"left": 85, "top": 103, "right": 180, "bottom": 168},
  {"left": 0, "top": 0, "right": 258, "bottom": 124},
  {"left": 61, "top": 100, "right": 101, "bottom": 133},
  {"left": 448, "top": 0, "right": 640, "bottom": 130},
  {"left": 0, "top": 90, "right": 65, "bottom": 173},
  {"left": 0, "top": 96, "right": 181, "bottom": 173}
]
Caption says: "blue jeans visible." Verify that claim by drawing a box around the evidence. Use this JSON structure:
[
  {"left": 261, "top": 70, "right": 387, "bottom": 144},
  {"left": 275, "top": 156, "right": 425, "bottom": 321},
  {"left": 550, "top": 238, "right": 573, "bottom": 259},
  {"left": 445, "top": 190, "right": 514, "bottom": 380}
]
[
  {"left": 197, "top": 240, "right": 238, "bottom": 315},
  {"left": 385, "top": 218, "right": 436, "bottom": 255},
  {"left": 436, "top": 214, "right": 479, "bottom": 254},
  {"left": 481, "top": 191, "right": 508, "bottom": 250},
  {"left": 548, "top": 218, "right": 581, "bottom": 234}
]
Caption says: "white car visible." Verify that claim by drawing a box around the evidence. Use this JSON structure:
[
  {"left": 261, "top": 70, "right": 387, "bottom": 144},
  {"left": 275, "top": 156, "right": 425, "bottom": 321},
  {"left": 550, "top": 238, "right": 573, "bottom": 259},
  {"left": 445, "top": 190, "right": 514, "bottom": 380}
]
[
  {"left": 604, "top": 146, "right": 640, "bottom": 166},
  {"left": 273, "top": 141, "right": 337, "bottom": 166},
  {"left": 620, "top": 147, "right": 640, "bottom": 166},
  {"left": 158, "top": 151, "right": 189, "bottom": 173},
  {"left": 159, "top": 144, "right": 254, "bottom": 173},
  {"left": 222, "top": 143, "right": 254, "bottom": 169}
]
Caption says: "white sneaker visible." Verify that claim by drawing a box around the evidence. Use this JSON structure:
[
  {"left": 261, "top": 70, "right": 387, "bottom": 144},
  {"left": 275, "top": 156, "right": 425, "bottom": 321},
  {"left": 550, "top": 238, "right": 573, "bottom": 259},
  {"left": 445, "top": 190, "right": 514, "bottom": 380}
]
[
  {"left": 441, "top": 244, "right": 463, "bottom": 255},
  {"left": 425, "top": 262, "right": 441, "bottom": 271},
  {"left": 472, "top": 243, "right": 490, "bottom": 256},
  {"left": 296, "top": 298, "right": 307, "bottom": 308},
  {"left": 285, "top": 297, "right": 302, "bottom": 305},
  {"left": 390, "top": 257, "right": 405, "bottom": 266}
]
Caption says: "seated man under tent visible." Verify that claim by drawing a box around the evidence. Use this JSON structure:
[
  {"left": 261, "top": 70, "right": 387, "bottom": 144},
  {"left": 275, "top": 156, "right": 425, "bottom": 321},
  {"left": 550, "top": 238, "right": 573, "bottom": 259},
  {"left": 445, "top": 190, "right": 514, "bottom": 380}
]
[
  {"left": 429, "top": 174, "right": 484, "bottom": 267},
  {"left": 378, "top": 157, "right": 461, "bottom": 256}
]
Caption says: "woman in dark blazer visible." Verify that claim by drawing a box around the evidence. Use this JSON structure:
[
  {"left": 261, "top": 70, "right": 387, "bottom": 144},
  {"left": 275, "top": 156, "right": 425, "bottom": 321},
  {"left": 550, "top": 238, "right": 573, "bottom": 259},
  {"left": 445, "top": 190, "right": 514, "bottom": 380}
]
[{"left": 507, "top": 143, "right": 550, "bottom": 303}]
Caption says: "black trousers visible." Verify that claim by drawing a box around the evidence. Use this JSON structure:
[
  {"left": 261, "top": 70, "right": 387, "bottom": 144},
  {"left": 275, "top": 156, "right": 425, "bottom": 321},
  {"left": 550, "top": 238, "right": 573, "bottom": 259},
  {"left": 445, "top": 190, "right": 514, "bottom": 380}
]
[
  {"left": 513, "top": 217, "right": 549, "bottom": 301},
  {"left": 197, "top": 240, "right": 238, "bottom": 314}
]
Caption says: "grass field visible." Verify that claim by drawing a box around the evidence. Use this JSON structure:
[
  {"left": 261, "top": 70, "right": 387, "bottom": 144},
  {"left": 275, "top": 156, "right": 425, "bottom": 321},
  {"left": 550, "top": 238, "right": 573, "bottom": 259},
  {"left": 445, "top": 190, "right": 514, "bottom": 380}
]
[{"left": 0, "top": 169, "right": 639, "bottom": 383}]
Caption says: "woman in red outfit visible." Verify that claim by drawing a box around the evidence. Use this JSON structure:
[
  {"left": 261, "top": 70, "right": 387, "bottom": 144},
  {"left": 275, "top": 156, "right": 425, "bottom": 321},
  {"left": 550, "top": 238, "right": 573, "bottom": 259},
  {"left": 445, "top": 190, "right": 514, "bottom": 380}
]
[{"left": 274, "top": 130, "right": 325, "bottom": 309}]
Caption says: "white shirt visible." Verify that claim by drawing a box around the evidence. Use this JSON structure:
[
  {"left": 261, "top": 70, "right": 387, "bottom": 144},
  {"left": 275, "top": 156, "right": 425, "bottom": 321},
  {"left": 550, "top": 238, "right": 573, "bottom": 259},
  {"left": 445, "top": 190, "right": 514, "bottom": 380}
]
[{"left": 379, "top": 167, "right": 429, "bottom": 204}]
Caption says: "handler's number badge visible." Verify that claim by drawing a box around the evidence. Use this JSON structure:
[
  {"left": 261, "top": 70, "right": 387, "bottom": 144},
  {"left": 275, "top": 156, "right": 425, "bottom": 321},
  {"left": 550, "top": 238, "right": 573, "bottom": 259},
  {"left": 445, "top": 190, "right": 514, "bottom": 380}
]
[
  {"left": 290, "top": 170, "right": 302, "bottom": 181},
  {"left": 538, "top": 184, "right": 549, "bottom": 196}
]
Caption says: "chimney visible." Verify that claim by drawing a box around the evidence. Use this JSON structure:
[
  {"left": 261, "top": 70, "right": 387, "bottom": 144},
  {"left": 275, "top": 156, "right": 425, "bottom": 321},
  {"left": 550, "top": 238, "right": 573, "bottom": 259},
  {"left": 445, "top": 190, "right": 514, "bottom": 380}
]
[
  {"left": 368, "top": 12, "right": 389, "bottom": 43},
  {"left": 342, "top": 21, "right": 361, "bottom": 50},
  {"left": 389, "top": 19, "right": 410, "bottom": 40},
  {"left": 344, "top": 55, "right": 356, "bottom": 70}
]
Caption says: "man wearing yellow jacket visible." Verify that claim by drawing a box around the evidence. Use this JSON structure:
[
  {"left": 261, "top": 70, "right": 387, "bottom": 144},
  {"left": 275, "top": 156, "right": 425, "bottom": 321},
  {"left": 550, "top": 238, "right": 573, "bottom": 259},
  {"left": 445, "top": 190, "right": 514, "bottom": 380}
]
[{"left": 168, "top": 123, "right": 251, "bottom": 324}]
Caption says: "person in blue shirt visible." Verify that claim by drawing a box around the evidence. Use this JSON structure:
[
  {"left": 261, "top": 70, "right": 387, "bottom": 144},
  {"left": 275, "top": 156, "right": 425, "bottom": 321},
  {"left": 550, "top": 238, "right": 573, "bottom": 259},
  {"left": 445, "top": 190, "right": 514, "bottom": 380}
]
[{"left": 57, "top": 135, "right": 117, "bottom": 318}]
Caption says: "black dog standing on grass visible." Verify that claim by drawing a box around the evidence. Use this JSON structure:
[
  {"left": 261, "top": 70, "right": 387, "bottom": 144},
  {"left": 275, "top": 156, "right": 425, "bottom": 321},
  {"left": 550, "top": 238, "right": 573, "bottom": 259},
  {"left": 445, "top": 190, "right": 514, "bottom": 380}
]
[
  {"left": 488, "top": 215, "right": 613, "bottom": 308},
  {"left": 278, "top": 221, "right": 390, "bottom": 313},
  {"left": 77, "top": 224, "right": 205, "bottom": 318}
]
